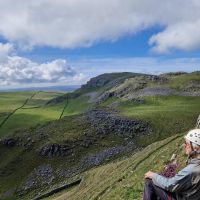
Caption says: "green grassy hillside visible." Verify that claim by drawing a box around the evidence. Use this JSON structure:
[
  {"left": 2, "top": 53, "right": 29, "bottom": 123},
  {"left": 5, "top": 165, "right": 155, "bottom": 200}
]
[
  {"left": 119, "top": 95, "right": 200, "bottom": 146},
  {"left": 49, "top": 133, "right": 186, "bottom": 200},
  {"left": 0, "top": 72, "right": 199, "bottom": 200}
]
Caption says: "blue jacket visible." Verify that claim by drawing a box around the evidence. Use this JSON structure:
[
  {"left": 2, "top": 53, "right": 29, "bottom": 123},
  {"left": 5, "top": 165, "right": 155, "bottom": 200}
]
[{"left": 152, "top": 158, "right": 200, "bottom": 200}]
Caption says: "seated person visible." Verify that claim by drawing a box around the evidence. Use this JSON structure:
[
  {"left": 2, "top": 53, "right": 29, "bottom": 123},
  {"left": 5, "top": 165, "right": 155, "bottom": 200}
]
[{"left": 143, "top": 129, "right": 200, "bottom": 200}]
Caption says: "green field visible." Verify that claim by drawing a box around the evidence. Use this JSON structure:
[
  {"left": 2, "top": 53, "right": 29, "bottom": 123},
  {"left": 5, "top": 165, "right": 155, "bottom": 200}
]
[
  {"left": 22, "top": 92, "right": 62, "bottom": 108},
  {"left": 0, "top": 92, "right": 65, "bottom": 137},
  {"left": 0, "top": 92, "right": 34, "bottom": 116}
]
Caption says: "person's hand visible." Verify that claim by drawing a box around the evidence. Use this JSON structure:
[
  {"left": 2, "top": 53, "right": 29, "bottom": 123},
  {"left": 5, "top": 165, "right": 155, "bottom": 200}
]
[{"left": 144, "top": 171, "right": 154, "bottom": 179}]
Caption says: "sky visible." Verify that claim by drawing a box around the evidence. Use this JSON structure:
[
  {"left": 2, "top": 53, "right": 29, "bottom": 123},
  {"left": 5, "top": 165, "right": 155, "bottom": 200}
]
[{"left": 0, "top": 0, "right": 200, "bottom": 89}]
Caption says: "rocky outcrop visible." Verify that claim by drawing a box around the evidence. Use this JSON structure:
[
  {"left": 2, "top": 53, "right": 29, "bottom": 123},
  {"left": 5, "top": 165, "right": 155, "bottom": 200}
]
[
  {"left": 85, "top": 109, "right": 151, "bottom": 138},
  {"left": 0, "top": 138, "right": 16, "bottom": 147},
  {"left": 131, "top": 87, "right": 177, "bottom": 97},
  {"left": 17, "top": 143, "right": 137, "bottom": 196},
  {"left": 39, "top": 144, "right": 73, "bottom": 157},
  {"left": 0, "top": 136, "right": 34, "bottom": 151},
  {"left": 96, "top": 75, "right": 167, "bottom": 103},
  {"left": 80, "top": 72, "right": 147, "bottom": 91}
]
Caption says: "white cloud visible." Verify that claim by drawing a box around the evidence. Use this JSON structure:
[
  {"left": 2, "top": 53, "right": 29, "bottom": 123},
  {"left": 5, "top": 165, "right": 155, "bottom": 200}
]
[
  {"left": 149, "top": 21, "right": 200, "bottom": 53},
  {"left": 71, "top": 57, "right": 200, "bottom": 76},
  {"left": 0, "top": 42, "right": 14, "bottom": 62},
  {"left": 0, "top": 0, "right": 200, "bottom": 53},
  {"left": 0, "top": 43, "right": 84, "bottom": 87},
  {"left": 0, "top": 42, "right": 199, "bottom": 89}
]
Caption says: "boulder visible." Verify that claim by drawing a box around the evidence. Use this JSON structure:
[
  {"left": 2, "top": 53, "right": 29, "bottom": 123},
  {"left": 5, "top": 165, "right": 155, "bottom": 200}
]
[{"left": 1, "top": 138, "right": 16, "bottom": 147}]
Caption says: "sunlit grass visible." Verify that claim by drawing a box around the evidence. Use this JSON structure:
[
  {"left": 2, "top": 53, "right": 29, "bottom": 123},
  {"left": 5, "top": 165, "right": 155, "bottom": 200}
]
[
  {"left": 119, "top": 95, "right": 200, "bottom": 146},
  {"left": 51, "top": 134, "right": 185, "bottom": 200}
]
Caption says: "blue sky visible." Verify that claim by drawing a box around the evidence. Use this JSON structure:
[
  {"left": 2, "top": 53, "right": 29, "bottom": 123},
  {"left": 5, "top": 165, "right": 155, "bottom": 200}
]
[
  {"left": 20, "top": 27, "right": 159, "bottom": 60},
  {"left": 0, "top": 0, "right": 200, "bottom": 89},
  {"left": 19, "top": 26, "right": 200, "bottom": 61}
]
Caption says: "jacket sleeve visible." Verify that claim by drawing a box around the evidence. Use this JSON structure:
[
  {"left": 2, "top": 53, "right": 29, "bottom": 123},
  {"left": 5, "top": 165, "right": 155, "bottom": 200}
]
[{"left": 152, "top": 165, "right": 193, "bottom": 192}]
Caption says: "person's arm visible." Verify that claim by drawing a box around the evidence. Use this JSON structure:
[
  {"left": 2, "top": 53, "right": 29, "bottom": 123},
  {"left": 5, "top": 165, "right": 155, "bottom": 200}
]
[{"left": 145, "top": 165, "right": 192, "bottom": 192}]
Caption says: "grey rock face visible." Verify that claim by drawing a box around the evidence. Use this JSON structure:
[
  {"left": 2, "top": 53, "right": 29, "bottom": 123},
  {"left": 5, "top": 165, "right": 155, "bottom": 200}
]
[
  {"left": 134, "top": 87, "right": 177, "bottom": 97},
  {"left": 39, "top": 144, "right": 73, "bottom": 157},
  {"left": 81, "top": 76, "right": 110, "bottom": 89},
  {"left": 85, "top": 109, "right": 151, "bottom": 138}
]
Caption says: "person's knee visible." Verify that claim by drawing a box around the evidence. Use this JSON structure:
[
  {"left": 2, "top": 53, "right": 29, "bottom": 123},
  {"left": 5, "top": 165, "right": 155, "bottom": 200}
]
[{"left": 144, "top": 178, "right": 153, "bottom": 187}]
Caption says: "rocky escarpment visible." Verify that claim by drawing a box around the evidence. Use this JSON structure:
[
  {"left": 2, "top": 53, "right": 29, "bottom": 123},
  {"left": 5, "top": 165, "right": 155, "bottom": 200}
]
[
  {"left": 85, "top": 109, "right": 151, "bottom": 138},
  {"left": 80, "top": 72, "right": 137, "bottom": 90},
  {"left": 96, "top": 75, "right": 167, "bottom": 103}
]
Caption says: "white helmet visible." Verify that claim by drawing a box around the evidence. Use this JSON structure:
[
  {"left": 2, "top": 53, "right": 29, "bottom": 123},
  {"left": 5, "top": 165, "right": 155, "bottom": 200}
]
[{"left": 185, "top": 129, "right": 200, "bottom": 146}]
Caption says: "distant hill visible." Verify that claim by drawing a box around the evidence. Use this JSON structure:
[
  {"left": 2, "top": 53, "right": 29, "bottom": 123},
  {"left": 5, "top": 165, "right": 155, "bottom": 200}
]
[
  {"left": 48, "top": 71, "right": 200, "bottom": 105},
  {"left": 0, "top": 85, "right": 80, "bottom": 92}
]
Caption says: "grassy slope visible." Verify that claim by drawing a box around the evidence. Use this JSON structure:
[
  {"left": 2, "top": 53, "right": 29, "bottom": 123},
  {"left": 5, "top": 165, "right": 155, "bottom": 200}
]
[
  {"left": 0, "top": 92, "right": 64, "bottom": 137},
  {"left": 51, "top": 133, "right": 186, "bottom": 200},
  {"left": 165, "top": 73, "right": 200, "bottom": 90},
  {"left": 0, "top": 92, "right": 34, "bottom": 112},
  {"left": 142, "top": 73, "right": 200, "bottom": 92},
  {"left": 62, "top": 95, "right": 95, "bottom": 117},
  {"left": 0, "top": 73, "right": 199, "bottom": 199},
  {"left": 23, "top": 92, "right": 62, "bottom": 108},
  {"left": 118, "top": 95, "right": 200, "bottom": 146}
]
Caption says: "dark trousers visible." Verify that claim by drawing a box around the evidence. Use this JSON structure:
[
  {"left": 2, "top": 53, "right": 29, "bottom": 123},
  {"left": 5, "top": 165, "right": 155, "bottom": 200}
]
[{"left": 143, "top": 179, "right": 176, "bottom": 200}]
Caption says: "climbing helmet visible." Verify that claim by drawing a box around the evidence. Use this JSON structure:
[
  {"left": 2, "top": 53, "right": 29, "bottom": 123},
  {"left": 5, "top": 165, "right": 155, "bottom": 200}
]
[{"left": 185, "top": 129, "right": 200, "bottom": 146}]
